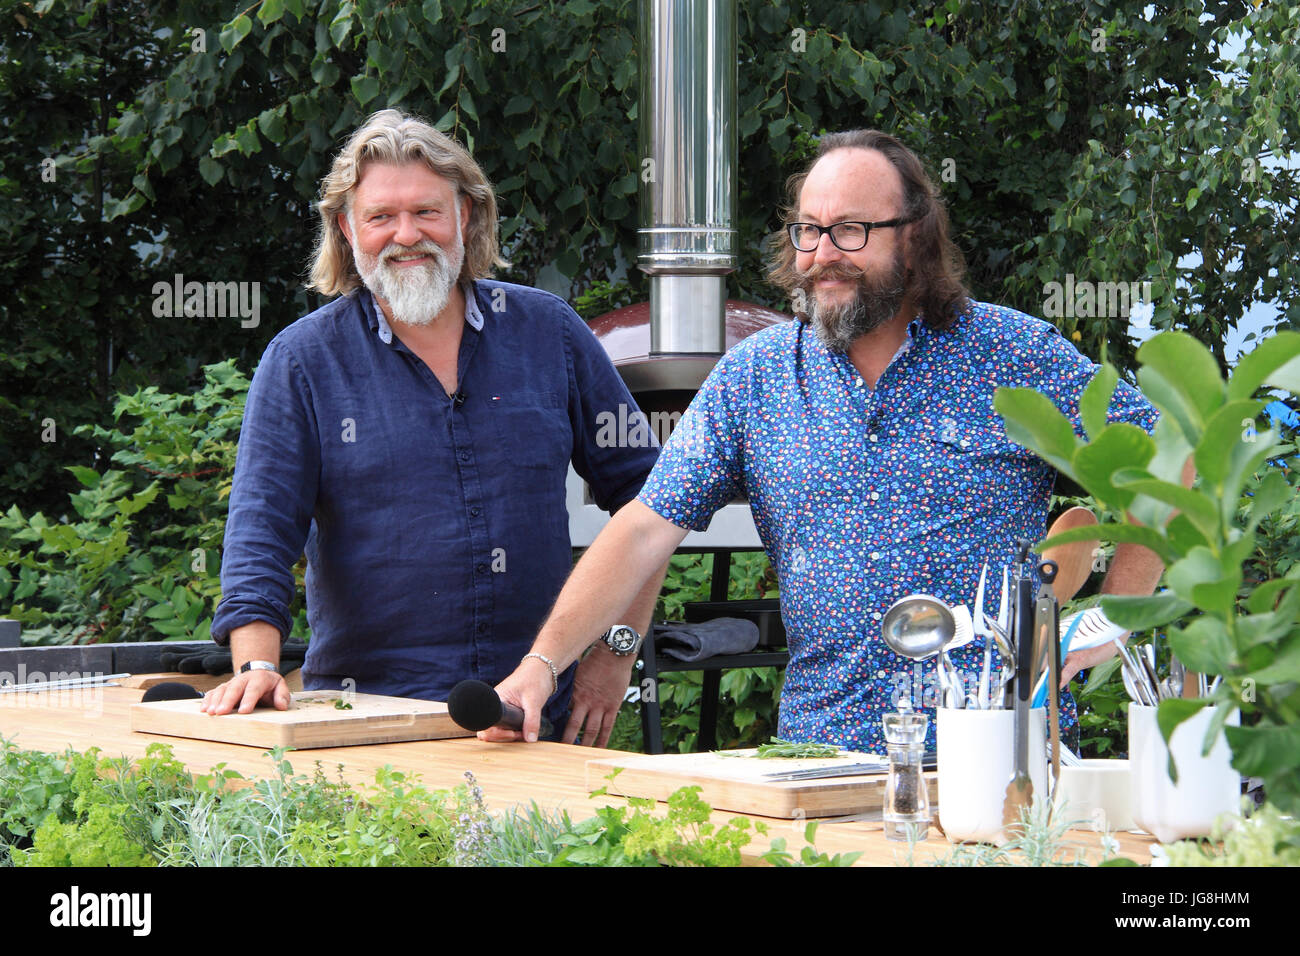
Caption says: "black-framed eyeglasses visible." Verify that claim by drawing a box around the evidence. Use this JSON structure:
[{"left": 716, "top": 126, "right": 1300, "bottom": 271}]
[{"left": 787, "top": 215, "right": 920, "bottom": 252}]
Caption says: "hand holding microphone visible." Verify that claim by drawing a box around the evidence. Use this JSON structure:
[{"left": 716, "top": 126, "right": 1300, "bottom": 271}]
[{"left": 448, "top": 679, "right": 554, "bottom": 740}]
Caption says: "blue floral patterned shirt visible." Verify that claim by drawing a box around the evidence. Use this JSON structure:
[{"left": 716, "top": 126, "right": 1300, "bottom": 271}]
[{"left": 637, "top": 302, "right": 1159, "bottom": 753}]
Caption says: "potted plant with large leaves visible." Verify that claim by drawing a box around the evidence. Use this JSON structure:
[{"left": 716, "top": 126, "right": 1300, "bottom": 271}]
[{"left": 993, "top": 330, "right": 1300, "bottom": 816}]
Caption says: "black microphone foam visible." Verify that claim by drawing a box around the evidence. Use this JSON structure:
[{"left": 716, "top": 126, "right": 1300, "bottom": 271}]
[
  {"left": 447, "top": 679, "right": 502, "bottom": 731},
  {"left": 141, "top": 681, "right": 205, "bottom": 702},
  {"left": 447, "top": 678, "right": 554, "bottom": 737}
]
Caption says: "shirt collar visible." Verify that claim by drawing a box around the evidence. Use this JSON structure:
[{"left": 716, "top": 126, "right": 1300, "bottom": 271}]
[
  {"left": 898, "top": 315, "right": 924, "bottom": 355},
  {"left": 811, "top": 314, "right": 925, "bottom": 392},
  {"left": 464, "top": 285, "right": 485, "bottom": 331},
  {"left": 366, "top": 282, "right": 483, "bottom": 345}
]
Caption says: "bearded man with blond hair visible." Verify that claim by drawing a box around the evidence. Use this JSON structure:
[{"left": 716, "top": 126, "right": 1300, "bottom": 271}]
[{"left": 203, "top": 110, "right": 662, "bottom": 746}]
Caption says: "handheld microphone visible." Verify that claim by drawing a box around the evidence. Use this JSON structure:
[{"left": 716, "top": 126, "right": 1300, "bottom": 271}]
[
  {"left": 141, "top": 681, "right": 205, "bottom": 703},
  {"left": 447, "top": 679, "right": 553, "bottom": 738}
]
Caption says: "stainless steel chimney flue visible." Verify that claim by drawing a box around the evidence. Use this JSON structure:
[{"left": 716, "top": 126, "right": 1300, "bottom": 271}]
[{"left": 638, "top": 0, "right": 737, "bottom": 357}]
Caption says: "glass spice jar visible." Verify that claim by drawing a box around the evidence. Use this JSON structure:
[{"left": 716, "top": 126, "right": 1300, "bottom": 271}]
[{"left": 882, "top": 697, "right": 931, "bottom": 841}]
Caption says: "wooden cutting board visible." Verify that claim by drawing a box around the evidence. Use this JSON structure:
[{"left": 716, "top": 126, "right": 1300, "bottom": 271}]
[
  {"left": 130, "top": 690, "right": 474, "bottom": 749},
  {"left": 120, "top": 672, "right": 230, "bottom": 692},
  {"left": 587, "top": 749, "right": 938, "bottom": 819},
  {"left": 120, "top": 670, "right": 305, "bottom": 692}
]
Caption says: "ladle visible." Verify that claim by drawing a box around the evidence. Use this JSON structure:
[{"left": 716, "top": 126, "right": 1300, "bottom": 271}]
[
  {"left": 881, "top": 595, "right": 954, "bottom": 660},
  {"left": 882, "top": 595, "right": 968, "bottom": 708}
]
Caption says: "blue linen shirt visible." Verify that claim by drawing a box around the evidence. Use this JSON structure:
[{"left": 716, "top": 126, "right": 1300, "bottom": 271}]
[
  {"left": 212, "top": 281, "right": 659, "bottom": 726},
  {"left": 637, "top": 301, "right": 1159, "bottom": 753}
]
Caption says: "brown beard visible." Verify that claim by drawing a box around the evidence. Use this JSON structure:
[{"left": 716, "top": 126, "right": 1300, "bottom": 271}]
[{"left": 800, "top": 252, "right": 907, "bottom": 352}]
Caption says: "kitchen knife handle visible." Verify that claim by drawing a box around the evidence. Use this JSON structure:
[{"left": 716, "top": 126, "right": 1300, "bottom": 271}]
[{"left": 1017, "top": 578, "right": 1035, "bottom": 704}]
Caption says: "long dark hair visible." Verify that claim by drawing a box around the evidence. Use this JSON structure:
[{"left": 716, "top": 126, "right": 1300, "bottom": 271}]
[{"left": 766, "top": 130, "right": 971, "bottom": 331}]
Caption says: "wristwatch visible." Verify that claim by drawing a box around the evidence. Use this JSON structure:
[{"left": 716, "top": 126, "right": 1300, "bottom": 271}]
[
  {"left": 598, "top": 624, "right": 643, "bottom": 658},
  {"left": 239, "top": 659, "right": 279, "bottom": 674}
]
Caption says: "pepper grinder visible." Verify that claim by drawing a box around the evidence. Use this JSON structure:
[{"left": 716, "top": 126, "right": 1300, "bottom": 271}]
[{"left": 882, "top": 697, "right": 931, "bottom": 841}]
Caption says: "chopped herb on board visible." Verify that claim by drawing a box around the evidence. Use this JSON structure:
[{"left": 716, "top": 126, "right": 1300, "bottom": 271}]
[{"left": 753, "top": 738, "right": 842, "bottom": 759}]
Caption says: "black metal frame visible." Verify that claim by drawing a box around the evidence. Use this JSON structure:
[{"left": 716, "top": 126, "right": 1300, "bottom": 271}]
[{"left": 636, "top": 550, "right": 789, "bottom": 754}]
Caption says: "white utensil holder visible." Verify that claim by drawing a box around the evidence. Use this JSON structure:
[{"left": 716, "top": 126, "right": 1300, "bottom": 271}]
[
  {"left": 1052, "top": 759, "right": 1134, "bottom": 832},
  {"left": 1127, "top": 702, "right": 1240, "bottom": 844},
  {"left": 937, "top": 707, "right": 1047, "bottom": 844}
]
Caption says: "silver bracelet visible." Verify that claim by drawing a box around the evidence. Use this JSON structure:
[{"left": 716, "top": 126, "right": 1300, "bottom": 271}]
[{"left": 522, "top": 652, "right": 558, "bottom": 695}]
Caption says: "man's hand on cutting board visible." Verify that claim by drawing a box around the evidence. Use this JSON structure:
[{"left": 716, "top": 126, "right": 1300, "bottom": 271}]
[
  {"left": 200, "top": 670, "right": 291, "bottom": 715},
  {"left": 563, "top": 642, "right": 635, "bottom": 747}
]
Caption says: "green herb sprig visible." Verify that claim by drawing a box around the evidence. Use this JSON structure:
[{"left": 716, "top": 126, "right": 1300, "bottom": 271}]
[{"left": 753, "top": 738, "right": 842, "bottom": 759}]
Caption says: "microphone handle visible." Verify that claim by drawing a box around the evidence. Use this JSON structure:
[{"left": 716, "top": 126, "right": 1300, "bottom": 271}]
[{"left": 499, "top": 699, "right": 553, "bottom": 739}]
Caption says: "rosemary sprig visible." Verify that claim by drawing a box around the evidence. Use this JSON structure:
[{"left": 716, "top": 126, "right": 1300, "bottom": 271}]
[{"left": 753, "top": 738, "right": 842, "bottom": 759}]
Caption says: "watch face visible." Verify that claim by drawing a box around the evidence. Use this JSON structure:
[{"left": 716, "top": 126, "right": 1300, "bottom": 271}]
[{"left": 608, "top": 626, "right": 639, "bottom": 654}]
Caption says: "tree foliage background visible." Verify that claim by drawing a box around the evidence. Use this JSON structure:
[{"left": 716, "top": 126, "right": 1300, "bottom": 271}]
[{"left": 2, "top": 0, "right": 1298, "bottom": 518}]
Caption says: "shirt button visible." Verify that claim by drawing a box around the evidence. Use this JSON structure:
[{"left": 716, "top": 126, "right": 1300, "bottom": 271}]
[
  {"left": 872, "top": 611, "right": 882, "bottom": 621},
  {"left": 459, "top": 451, "right": 470, "bottom": 462},
  {"left": 870, "top": 492, "right": 880, "bottom": 501},
  {"left": 477, "top": 622, "right": 488, "bottom": 634},
  {"left": 870, "top": 551, "right": 881, "bottom": 561},
  {"left": 868, "top": 434, "right": 878, "bottom": 443},
  {"left": 469, "top": 506, "right": 481, "bottom": 517},
  {"left": 475, "top": 563, "right": 487, "bottom": 574},
  {"left": 855, "top": 376, "right": 864, "bottom": 387}
]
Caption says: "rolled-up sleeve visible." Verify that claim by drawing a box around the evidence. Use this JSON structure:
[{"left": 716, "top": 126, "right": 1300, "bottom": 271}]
[
  {"left": 211, "top": 340, "right": 321, "bottom": 644},
  {"left": 637, "top": 348, "right": 749, "bottom": 532}
]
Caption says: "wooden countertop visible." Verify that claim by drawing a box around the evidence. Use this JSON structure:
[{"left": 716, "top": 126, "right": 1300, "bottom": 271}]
[{"left": 0, "top": 683, "right": 1155, "bottom": 866}]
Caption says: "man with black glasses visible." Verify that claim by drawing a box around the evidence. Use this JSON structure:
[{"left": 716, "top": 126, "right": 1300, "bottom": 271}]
[{"left": 488, "top": 129, "right": 1166, "bottom": 753}]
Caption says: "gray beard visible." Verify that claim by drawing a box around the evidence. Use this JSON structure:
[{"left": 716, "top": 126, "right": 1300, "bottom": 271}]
[
  {"left": 805, "top": 260, "right": 907, "bottom": 353},
  {"left": 352, "top": 230, "right": 465, "bottom": 328}
]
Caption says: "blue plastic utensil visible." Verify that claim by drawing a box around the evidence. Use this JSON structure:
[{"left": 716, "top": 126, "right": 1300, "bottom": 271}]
[{"left": 1031, "top": 612, "right": 1083, "bottom": 710}]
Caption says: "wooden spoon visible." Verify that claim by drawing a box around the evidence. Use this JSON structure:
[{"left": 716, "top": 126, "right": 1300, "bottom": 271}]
[{"left": 1042, "top": 505, "right": 1098, "bottom": 604}]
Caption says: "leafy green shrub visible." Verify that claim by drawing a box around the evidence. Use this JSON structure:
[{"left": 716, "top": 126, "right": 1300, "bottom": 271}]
[
  {"left": 996, "top": 330, "right": 1300, "bottom": 813},
  {"left": 0, "top": 740, "right": 83, "bottom": 848},
  {"left": 544, "top": 782, "right": 861, "bottom": 867},
  {"left": 287, "top": 765, "right": 456, "bottom": 867},
  {"left": 1074, "top": 666, "right": 1130, "bottom": 758},
  {"left": 1159, "top": 802, "right": 1300, "bottom": 866},
  {"left": 20, "top": 803, "right": 156, "bottom": 867},
  {"left": 481, "top": 802, "right": 584, "bottom": 867},
  {"left": 655, "top": 550, "right": 779, "bottom": 621},
  {"left": 546, "top": 780, "right": 757, "bottom": 867},
  {"left": 927, "top": 797, "right": 1114, "bottom": 867},
  {"left": 762, "top": 820, "right": 863, "bottom": 867},
  {"left": 572, "top": 279, "right": 636, "bottom": 320},
  {"left": 1, "top": 741, "right": 464, "bottom": 868},
  {"left": 608, "top": 551, "right": 784, "bottom": 753},
  {"left": 5, "top": 742, "right": 191, "bottom": 866},
  {"left": 1061, "top": 402, "right": 1300, "bottom": 759},
  {"left": 0, "top": 740, "right": 786, "bottom": 868},
  {"left": 0, "top": 361, "right": 309, "bottom": 644}
]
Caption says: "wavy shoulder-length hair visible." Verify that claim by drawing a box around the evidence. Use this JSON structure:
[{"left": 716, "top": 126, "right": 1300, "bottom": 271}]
[
  {"left": 766, "top": 129, "right": 971, "bottom": 330},
  {"left": 308, "top": 109, "right": 507, "bottom": 296}
]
